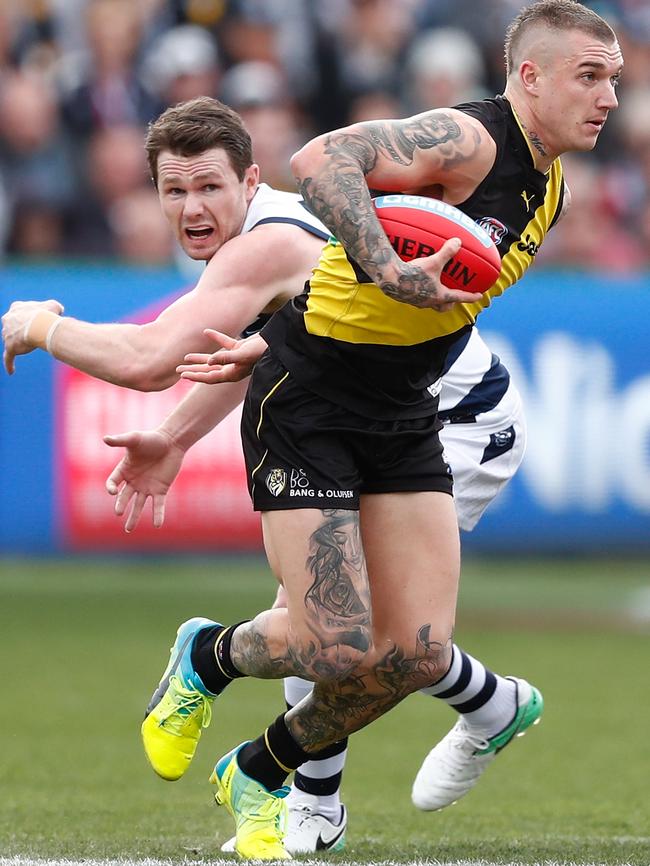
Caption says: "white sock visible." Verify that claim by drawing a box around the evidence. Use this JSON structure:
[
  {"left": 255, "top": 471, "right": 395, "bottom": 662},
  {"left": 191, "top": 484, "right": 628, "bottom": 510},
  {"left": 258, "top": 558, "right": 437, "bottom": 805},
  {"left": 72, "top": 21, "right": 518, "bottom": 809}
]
[{"left": 420, "top": 644, "right": 518, "bottom": 736}]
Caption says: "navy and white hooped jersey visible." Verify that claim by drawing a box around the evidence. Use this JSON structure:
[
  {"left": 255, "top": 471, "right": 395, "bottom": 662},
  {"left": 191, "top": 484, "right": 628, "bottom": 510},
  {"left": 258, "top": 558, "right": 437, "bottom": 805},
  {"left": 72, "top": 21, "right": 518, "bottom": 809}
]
[
  {"left": 239, "top": 183, "right": 330, "bottom": 337},
  {"left": 241, "top": 182, "right": 330, "bottom": 240},
  {"left": 436, "top": 327, "right": 510, "bottom": 423}
]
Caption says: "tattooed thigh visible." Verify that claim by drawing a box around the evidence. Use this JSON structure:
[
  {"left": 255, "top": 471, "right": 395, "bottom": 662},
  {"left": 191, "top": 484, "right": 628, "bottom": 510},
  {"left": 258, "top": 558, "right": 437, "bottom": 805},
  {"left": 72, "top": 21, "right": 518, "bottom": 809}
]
[{"left": 268, "top": 508, "right": 374, "bottom": 682}]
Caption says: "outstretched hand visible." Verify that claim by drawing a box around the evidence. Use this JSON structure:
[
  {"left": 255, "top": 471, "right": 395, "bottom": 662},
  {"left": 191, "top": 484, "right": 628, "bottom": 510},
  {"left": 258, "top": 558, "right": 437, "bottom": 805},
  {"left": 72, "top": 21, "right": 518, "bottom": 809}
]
[
  {"left": 2, "top": 299, "right": 64, "bottom": 374},
  {"left": 104, "top": 429, "right": 185, "bottom": 532},
  {"left": 177, "top": 329, "right": 268, "bottom": 384}
]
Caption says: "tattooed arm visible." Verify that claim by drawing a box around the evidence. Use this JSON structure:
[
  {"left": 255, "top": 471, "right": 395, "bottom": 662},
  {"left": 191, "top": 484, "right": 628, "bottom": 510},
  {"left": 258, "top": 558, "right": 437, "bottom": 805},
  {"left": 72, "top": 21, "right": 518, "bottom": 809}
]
[{"left": 290, "top": 108, "right": 496, "bottom": 311}]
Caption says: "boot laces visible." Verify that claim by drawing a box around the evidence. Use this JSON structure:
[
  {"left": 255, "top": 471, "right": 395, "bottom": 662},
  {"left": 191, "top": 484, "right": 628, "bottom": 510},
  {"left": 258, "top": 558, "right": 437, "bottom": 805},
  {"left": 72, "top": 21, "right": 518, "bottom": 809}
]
[{"left": 158, "top": 674, "right": 212, "bottom": 733}]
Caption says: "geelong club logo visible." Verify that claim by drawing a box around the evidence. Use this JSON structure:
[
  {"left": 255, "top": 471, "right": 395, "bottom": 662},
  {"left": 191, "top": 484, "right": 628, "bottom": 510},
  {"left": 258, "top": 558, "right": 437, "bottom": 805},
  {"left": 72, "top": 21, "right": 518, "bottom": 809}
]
[{"left": 266, "top": 468, "right": 287, "bottom": 497}]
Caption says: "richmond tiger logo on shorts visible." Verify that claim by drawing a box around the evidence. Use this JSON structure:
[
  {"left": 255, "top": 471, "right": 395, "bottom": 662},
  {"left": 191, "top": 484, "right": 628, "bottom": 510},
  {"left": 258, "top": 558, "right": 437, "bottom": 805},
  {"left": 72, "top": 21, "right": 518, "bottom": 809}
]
[{"left": 266, "top": 468, "right": 287, "bottom": 497}]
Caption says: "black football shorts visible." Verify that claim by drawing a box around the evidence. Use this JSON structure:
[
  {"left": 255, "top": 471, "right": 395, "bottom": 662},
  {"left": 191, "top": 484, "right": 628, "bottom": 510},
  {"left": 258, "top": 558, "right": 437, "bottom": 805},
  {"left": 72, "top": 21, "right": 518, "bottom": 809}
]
[{"left": 241, "top": 352, "right": 453, "bottom": 512}]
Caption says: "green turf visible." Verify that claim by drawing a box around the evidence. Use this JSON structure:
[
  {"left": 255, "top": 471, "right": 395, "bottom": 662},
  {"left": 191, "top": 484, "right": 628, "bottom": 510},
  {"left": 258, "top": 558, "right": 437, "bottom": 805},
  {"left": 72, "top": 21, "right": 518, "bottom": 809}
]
[{"left": 1, "top": 555, "right": 649, "bottom": 865}]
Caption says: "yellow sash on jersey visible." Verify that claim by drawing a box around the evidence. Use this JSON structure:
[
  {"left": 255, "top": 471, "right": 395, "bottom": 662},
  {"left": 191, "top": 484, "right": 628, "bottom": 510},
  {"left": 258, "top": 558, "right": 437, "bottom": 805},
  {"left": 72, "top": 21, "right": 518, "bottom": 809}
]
[{"left": 304, "top": 158, "right": 563, "bottom": 347}]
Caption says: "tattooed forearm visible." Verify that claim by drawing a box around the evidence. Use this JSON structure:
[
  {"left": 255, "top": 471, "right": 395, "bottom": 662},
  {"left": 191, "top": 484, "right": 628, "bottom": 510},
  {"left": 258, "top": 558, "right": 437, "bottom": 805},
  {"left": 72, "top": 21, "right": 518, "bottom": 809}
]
[
  {"left": 295, "top": 113, "right": 471, "bottom": 305},
  {"left": 296, "top": 111, "right": 466, "bottom": 276}
]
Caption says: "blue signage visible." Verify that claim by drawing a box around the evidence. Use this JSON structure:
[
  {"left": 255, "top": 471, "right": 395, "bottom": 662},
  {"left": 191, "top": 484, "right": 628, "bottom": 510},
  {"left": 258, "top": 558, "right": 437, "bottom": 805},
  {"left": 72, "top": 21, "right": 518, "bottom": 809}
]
[{"left": 1, "top": 263, "right": 648, "bottom": 553}]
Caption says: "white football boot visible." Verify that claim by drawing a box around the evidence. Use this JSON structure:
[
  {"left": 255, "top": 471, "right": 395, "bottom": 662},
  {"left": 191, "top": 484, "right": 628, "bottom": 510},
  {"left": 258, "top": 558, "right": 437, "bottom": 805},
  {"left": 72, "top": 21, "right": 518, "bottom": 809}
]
[
  {"left": 412, "top": 677, "right": 543, "bottom": 811},
  {"left": 221, "top": 793, "right": 347, "bottom": 854}
]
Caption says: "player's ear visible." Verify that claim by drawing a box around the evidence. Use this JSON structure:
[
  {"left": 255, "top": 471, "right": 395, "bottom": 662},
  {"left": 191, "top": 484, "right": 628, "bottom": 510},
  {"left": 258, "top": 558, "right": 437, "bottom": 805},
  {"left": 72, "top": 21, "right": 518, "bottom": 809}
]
[
  {"left": 244, "top": 163, "right": 260, "bottom": 198},
  {"left": 519, "top": 60, "right": 541, "bottom": 94}
]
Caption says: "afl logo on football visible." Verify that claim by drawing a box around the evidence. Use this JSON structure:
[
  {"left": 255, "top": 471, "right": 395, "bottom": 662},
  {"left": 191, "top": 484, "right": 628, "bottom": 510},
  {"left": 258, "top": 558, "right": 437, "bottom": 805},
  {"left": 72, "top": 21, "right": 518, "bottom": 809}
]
[
  {"left": 266, "top": 468, "right": 287, "bottom": 497},
  {"left": 477, "top": 217, "right": 507, "bottom": 246}
]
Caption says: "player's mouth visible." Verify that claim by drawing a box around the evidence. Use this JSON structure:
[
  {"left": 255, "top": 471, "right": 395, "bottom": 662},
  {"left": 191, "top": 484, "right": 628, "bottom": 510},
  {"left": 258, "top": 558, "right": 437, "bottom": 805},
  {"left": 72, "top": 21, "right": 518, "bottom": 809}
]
[
  {"left": 185, "top": 226, "right": 214, "bottom": 240},
  {"left": 586, "top": 118, "right": 606, "bottom": 132}
]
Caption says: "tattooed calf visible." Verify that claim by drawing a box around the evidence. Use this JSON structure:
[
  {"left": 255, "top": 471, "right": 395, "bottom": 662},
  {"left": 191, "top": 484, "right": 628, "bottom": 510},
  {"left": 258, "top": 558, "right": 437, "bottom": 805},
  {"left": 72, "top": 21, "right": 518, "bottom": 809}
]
[{"left": 286, "top": 624, "right": 453, "bottom": 751}]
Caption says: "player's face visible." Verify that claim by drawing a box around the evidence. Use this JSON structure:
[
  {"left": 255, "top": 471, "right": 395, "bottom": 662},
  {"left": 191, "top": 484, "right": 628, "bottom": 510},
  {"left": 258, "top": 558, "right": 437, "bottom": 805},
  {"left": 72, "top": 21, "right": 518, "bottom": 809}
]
[
  {"left": 534, "top": 30, "right": 623, "bottom": 155},
  {"left": 157, "top": 148, "right": 259, "bottom": 260}
]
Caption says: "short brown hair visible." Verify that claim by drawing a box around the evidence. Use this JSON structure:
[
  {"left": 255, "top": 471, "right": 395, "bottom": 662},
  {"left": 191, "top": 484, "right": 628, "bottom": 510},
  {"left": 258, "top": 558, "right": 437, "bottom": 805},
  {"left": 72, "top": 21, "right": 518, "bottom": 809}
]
[
  {"left": 504, "top": 0, "right": 616, "bottom": 77},
  {"left": 145, "top": 96, "right": 253, "bottom": 187}
]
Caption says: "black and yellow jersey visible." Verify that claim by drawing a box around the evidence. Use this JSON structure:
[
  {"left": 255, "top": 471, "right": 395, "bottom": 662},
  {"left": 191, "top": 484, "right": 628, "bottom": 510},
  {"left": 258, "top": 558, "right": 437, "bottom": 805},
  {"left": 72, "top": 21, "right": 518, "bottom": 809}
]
[{"left": 262, "top": 95, "right": 564, "bottom": 419}]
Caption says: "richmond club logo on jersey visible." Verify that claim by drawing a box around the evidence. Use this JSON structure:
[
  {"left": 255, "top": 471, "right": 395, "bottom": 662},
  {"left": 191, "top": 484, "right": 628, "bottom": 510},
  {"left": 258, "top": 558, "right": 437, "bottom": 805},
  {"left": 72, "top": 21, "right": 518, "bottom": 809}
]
[
  {"left": 477, "top": 216, "right": 508, "bottom": 246},
  {"left": 266, "top": 468, "right": 287, "bottom": 497}
]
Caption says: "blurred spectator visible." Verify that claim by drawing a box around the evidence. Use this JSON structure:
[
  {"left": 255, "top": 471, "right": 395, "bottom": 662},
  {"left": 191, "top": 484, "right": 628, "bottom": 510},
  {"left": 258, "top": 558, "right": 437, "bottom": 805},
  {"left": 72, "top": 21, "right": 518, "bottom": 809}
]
[
  {"left": 220, "top": 61, "right": 305, "bottom": 190},
  {"left": 293, "top": 0, "right": 420, "bottom": 133},
  {"left": 66, "top": 123, "right": 150, "bottom": 257},
  {"left": 49, "top": 0, "right": 170, "bottom": 57},
  {"left": 536, "top": 155, "right": 647, "bottom": 272},
  {"left": 328, "top": 0, "right": 420, "bottom": 99},
  {"left": 0, "top": 0, "right": 645, "bottom": 271},
  {"left": 216, "top": 0, "right": 316, "bottom": 69},
  {"left": 415, "top": 0, "right": 523, "bottom": 92},
  {"left": 0, "top": 70, "right": 77, "bottom": 256},
  {"left": 347, "top": 89, "right": 404, "bottom": 125},
  {"left": 220, "top": 6, "right": 280, "bottom": 66},
  {"left": 142, "top": 24, "right": 221, "bottom": 109},
  {"left": 6, "top": 3, "right": 61, "bottom": 79},
  {"left": 171, "top": 0, "right": 228, "bottom": 28},
  {"left": 402, "top": 28, "right": 490, "bottom": 113},
  {"left": 108, "top": 187, "right": 175, "bottom": 266},
  {"left": 0, "top": 4, "right": 22, "bottom": 71},
  {"left": 0, "top": 173, "right": 8, "bottom": 255},
  {"left": 638, "top": 197, "right": 650, "bottom": 255},
  {"left": 7, "top": 202, "right": 65, "bottom": 258},
  {"left": 57, "top": 0, "right": 157, "bottom": 138}
]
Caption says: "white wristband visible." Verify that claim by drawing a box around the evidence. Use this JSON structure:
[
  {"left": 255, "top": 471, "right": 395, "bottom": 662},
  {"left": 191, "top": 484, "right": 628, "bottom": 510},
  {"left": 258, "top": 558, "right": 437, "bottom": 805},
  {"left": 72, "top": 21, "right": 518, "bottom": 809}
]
[
  {"left": 45, "top": 316, "right": 64, "bottom": 354},
  {"left": 24, "top": 310, "right": 65, "bottom": 353}
]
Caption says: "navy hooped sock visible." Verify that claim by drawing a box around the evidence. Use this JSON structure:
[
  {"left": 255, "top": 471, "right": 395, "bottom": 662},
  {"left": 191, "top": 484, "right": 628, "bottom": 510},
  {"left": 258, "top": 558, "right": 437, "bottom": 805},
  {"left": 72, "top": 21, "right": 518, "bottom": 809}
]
[{"left": 420, "top": 644, "right": 518, "bottom": 735}]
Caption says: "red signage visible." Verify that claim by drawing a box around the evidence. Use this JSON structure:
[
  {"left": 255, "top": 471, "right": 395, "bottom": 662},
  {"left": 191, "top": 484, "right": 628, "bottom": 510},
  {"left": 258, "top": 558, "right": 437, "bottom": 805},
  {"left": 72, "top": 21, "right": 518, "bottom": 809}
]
[{"left": 55, "top": 367, "right": 262, "bottom": 551}]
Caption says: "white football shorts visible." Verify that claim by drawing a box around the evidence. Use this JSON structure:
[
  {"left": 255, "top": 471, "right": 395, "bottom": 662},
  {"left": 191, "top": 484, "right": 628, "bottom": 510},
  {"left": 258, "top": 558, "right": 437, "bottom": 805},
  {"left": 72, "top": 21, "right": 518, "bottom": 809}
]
[{"left": 440, "top": 380, "right": 526, "bottom": 532}]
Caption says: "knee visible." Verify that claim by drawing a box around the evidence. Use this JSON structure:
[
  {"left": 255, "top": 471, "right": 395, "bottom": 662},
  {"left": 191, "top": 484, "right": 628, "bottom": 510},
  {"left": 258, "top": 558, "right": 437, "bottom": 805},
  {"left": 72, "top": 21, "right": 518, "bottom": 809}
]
[
  {"left": 408, "top": 640, "right": 453, "bottom": 693},
  {"left": 272, "top": 584, "right": 288, "bottom": 610},
  {"left": 292, "top": 620, "right": 373, "bottom": 682},
  {"left": 354, "top": 634, "right": 453, "bottom": 695}
]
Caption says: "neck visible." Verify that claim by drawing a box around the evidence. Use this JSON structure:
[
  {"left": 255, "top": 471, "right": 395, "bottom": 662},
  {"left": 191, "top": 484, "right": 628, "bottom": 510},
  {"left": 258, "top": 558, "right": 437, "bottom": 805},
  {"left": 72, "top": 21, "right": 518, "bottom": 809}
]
[{"left": 503, "top": 86, "right": 555, "bottom": 173}]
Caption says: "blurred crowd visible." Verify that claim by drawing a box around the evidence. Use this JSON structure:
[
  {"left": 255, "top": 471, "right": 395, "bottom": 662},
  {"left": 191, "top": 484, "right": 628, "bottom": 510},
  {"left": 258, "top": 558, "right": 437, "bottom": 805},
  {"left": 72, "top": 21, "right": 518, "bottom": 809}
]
[{"left": 1, "top": 0, "right": 649, "bottom": 271}]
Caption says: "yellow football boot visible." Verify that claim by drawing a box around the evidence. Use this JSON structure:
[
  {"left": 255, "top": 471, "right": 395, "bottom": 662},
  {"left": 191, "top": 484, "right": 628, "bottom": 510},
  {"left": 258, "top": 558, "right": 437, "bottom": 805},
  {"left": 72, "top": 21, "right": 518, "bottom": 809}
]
[
  {"left": 211, "top": 743, "right": 291, "bottom": 860},
  {"left": 142, "top": 617, "right": 221, "bottom": 781}
]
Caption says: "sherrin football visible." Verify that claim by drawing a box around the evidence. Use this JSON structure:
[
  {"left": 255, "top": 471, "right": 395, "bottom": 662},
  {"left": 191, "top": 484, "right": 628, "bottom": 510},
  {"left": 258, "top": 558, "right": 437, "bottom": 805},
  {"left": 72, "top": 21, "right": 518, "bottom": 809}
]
[{"left": 373, "top": 194, "right": 501, "bottom": 294}]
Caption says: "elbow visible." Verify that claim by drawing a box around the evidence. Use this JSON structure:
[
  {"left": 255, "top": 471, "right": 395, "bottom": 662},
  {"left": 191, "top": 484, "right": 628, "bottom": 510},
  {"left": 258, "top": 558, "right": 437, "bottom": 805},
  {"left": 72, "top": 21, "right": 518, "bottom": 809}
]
[
  {"left": 289, "top": 148, "right": 305, "bottom": 183},
  {"left": 102, "top": 325, "right": 181, "bottom": 391},
  {"left": 112, "top": 359, "right": 179, "bottom": 392},
  {"left": 290, "top": 140, "right": 318, "bottom": 183}
]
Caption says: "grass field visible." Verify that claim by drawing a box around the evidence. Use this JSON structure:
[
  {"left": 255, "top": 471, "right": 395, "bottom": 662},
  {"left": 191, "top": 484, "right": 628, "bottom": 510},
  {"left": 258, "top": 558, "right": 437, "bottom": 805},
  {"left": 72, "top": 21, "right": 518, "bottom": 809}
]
[{"left": 1, "top": 555, "right": 649, "bottom": 866}]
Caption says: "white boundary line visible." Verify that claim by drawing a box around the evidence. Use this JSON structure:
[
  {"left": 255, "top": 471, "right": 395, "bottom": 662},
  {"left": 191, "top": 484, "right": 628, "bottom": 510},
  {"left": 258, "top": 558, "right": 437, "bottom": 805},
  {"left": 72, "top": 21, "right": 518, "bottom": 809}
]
[{"left": 0, "top": 858, "right": 639, "bottom": 866}]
